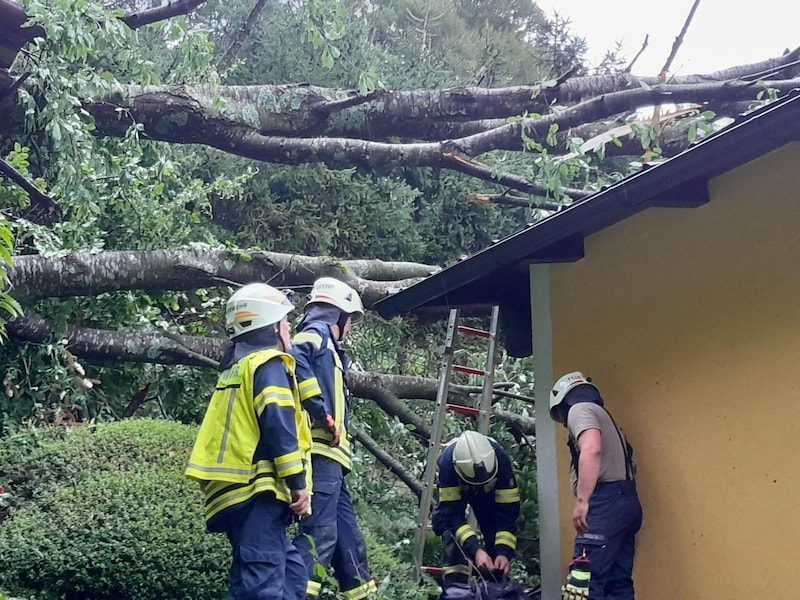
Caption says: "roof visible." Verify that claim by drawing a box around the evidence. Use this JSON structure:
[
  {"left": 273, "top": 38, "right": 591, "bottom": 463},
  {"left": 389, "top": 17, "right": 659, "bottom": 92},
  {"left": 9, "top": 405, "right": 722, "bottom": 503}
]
[{"left": 375, "top": 90, "right": 800, "bottom": 326}]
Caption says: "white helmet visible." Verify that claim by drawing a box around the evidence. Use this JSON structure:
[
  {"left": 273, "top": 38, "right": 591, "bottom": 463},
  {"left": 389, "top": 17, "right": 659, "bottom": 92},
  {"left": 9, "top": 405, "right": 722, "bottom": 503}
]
[
  {"left": 452, "top": 431, "right": 498, "bottom": 486},
  {"left": 308, "top": 277, "right": 364, "bottom": 323},
  {"left": 550, "top": 371, "right": 598, "bottom": 419},
  {"left": 225, "top": 283, "right": 293, "bottom": 339}
]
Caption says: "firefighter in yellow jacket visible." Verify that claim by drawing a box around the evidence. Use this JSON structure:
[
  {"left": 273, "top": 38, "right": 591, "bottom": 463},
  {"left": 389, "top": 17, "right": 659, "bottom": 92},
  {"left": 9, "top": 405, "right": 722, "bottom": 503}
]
[{"left": 186, "top": 283, "right": 312, "bottom": 600}]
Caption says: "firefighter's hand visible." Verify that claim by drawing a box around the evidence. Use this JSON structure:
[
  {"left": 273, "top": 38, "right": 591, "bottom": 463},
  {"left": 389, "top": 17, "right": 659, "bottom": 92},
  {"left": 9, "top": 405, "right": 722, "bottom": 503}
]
[
  {"left": 313, "top": 413, "right": 340, "bottom": 447},
  {"left": 473, "top": 548, "right": 494, "bottom": 573},
  {"left": 289, "top": 488, "right": 310, "bottom": 517},
  {"left": 493, "top": 554, "right": 510, "bottom": 575},
  {"left": 572, "top": 498, "right": 589, "bottom": 533}
]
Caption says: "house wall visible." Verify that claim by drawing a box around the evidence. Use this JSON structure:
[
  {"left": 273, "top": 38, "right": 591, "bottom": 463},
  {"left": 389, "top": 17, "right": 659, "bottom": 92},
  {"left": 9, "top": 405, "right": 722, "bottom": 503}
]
[{"left": 547, "top": 143, "right": 800, "bottom": 599}]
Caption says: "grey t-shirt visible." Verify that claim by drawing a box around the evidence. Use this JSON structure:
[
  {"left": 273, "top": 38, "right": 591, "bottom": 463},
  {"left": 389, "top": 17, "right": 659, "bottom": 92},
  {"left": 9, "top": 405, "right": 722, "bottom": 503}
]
[{"left": 567, "top": 402, "right": 632, "bottom": 494}]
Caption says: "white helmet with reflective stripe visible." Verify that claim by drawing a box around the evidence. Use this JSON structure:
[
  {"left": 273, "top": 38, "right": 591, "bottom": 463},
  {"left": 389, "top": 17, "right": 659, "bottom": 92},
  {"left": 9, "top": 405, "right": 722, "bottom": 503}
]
[
  {"left": 452, "top": 431, "right": 498, "bottom": 486},
  {"left": 308, "top": 277, "right": 364, "bottom": 323},
  {"left": 550, "top": 371, "right": 598, "bottom": 419},
  {"left": 225, "top": 283, "right": 293, "bottom": 339}
]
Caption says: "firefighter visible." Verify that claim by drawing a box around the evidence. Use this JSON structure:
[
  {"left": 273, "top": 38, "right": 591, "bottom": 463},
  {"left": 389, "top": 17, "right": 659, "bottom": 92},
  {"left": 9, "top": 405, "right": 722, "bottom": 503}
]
[
  {"left": 431, "top": 430, "right": 521, "bottom": 590},
  {"left": 186, "top": 283, "right": 312, "bottom": 600},
  {"left": 291, "top": 277, "right": 378, "bottom": 600},
  {"left": 549, "top": 371, "right": 643, "bottom": 600}
]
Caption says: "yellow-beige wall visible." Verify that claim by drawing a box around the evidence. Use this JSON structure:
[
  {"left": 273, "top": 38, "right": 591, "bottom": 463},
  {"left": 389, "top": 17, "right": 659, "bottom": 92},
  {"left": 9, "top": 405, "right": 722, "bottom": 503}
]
[{"left": 547, "top": 143, "right": 800, "bottom": 599}]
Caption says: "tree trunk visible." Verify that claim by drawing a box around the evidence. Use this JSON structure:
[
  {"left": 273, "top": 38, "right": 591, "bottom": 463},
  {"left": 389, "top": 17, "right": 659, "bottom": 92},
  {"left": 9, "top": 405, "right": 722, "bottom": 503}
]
[{"left": 9, "top": 249, "right": 437, "bottom": 305}]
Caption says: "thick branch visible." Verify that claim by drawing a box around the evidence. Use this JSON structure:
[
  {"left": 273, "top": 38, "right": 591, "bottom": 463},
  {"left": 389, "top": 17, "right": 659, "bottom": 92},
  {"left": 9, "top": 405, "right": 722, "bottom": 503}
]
[
  {"left": 121, "top": 0, "right": 206, "bottom": 29},
  {"left": 348, "top": 371, "right": 431, "bottom": 442},
  {"left": 351, "top": 427, "right": 423, "bottom": 499},
  {"left": 217, "top": 0, "right": 268, "bottom": 71},
  {"left": 0, "top": 156, "right": 61, "bottom": 218},
  {"left": 87, "top": 78, "right": 800, "bottom": 196},
  {"left": 442, "top": 152, "right": 591, "bottom": 201},
  {"left": 9, "top": 249, "right": 438, "bottom": 306},
  {"left": 6, "top": 313, "right": 224, "bottom": 366},
  {"left": 91, "top": 47, "right": 800, "bottom": 142},
  {"left": 467, "top": 193, "right": 565, "bottom": 211},
  {"left": 7, "top": 315, "right": 535, "bottom": 433},
  {"left": 493, "top": 408, "right": 535, "bottom": 436}
]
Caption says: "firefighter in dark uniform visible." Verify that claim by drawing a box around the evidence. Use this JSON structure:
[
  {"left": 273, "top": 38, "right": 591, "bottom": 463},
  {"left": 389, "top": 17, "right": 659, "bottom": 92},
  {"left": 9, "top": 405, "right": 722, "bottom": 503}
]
[
  {"left": 291, "top": 277, "right": 378, "bottom": 600},
  {"left": 549, "top": 371, "right": 643, "bottom": 600},
  {"left": 432, "top": 430, "right": 521, "bottom": 590},
  {"left": 186, "top": 283, "right": 312, "bottom": 600}
]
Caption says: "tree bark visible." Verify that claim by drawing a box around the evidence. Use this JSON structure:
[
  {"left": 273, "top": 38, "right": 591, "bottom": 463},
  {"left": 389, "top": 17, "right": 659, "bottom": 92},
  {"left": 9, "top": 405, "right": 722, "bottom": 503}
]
[
  {"left": 121, "top": 0, "right": 207, "bottom": 29},
  {"left": 93, "top": 46, "right": 800, "bottom": 141},
  {"left": 86, "top": 77, "right": 800, "bottom": 195},
  {"left": 7, "top": 314, "right": 537, "bottom": 433},
  {"left": 9, "top": 249, "right": 438, "bottom": 305}
]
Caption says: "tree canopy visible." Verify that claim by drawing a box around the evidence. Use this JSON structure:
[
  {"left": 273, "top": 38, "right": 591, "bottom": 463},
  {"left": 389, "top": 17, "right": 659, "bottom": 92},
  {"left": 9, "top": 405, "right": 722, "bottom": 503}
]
[
  {"left": 1, "top": 0, "right": 798, "bottom": 591},
  {"left": 0, "top": 0, "right": 797, "bottom": 516}
]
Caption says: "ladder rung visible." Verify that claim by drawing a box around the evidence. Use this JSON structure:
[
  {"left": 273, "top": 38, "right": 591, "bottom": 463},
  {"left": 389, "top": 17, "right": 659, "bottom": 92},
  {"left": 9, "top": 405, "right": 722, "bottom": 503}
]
[
  {"left": 453, "top": 364, "right": 486, "bottom": 376},
  {"left": 422, "top": 566, "right": 443, "bottom": 576},
  {"left": 446, "top": 404, "right": 480, "bottom": 416},
  {"left": 457, "top": 325, "right": 490, "bottom": 338}
]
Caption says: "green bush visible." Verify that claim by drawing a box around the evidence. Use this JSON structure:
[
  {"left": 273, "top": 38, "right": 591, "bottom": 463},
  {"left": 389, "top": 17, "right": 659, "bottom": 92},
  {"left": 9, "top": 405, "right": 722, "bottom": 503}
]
[
  {"left": 0, "top": 419, "right": 230, "bottom": 599},
  {"left": 0, "top": 419, "right": 197, "bottom": 505}
]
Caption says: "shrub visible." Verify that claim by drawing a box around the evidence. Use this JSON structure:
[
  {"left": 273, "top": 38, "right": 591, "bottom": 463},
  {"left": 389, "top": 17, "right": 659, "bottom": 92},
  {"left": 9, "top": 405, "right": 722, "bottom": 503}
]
[
  {"left": 0, "top": 419, "right": 197, "bottom": 506},
  {"left": 0, "top": 419, "right": 230, "bottom": 599}
]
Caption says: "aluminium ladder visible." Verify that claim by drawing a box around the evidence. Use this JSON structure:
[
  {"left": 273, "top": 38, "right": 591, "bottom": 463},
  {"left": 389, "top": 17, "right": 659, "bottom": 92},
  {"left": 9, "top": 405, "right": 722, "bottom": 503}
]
[{"left": 412, "top": 305, "right": 501, "bottom": 581}]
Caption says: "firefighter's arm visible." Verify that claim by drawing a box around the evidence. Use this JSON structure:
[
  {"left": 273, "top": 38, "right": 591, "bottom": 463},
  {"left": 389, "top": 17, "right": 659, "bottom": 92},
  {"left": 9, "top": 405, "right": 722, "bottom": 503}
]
[
  {"left": 254, "top": 360, "right": 307, "bottom": 494},
  {"left": 432, "top": 459, "right": 482, "bottom": 559},
  {"left": 492, "top": 451, "right": 521, "bottom": 560},
  {"left": 574, "top": 428, "right": 601, "bottom": 533},
  {"left": 291, "top": 330, "right": 340, "bottom": 445}
]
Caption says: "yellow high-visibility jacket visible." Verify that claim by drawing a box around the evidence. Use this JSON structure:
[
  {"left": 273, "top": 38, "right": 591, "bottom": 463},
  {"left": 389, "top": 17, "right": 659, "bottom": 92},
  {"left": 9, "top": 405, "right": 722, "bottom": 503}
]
[{"left": 186, "top": 348, "right": 312, "bottom": 522}]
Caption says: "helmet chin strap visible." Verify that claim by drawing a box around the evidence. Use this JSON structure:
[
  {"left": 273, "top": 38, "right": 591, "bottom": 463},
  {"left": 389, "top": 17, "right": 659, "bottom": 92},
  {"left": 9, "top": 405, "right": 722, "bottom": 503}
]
[{"left": 335, "top": 311, "right": 350, "bottom": 339}]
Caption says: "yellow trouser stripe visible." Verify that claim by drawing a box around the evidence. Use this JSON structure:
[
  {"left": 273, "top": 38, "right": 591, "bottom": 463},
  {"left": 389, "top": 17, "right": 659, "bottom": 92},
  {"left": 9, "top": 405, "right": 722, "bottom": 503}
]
[
  {"left": 306, "top": 579, "right": 322, "bottom": 596},
  {"left": 343, "top": 579, "right": 378, "bottom": 599},
  {"left": 443, "top": 564, "right": 472, "bottom": 576}
]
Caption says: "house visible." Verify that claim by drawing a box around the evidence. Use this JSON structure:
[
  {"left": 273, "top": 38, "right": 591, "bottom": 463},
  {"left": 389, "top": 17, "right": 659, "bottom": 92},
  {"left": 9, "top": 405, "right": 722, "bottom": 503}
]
[{"left": 375, "top": 91, "right": 800, "bottom": 599}]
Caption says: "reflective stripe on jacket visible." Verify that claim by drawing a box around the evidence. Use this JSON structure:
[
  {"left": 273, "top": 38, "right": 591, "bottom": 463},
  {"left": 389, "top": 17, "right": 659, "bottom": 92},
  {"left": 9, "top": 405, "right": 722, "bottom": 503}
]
[
  {"left": 291, "top": 321, "right": 352, "bottom": 470},
  {"left": 185, "top": 348, "right": 312, "bottom": 521},
  {"left": 431, "top": 438, "right": 520, "bottom": 559}
]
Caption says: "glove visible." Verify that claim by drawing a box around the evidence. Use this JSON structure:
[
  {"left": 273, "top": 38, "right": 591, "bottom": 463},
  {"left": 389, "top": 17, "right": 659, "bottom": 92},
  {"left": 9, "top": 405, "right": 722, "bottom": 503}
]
[
  {"left": 313, "top": 413, "right": 340, "bottom": 447},
  {"left": 561, "top": 550, "right": 591, "bottom": 599}
]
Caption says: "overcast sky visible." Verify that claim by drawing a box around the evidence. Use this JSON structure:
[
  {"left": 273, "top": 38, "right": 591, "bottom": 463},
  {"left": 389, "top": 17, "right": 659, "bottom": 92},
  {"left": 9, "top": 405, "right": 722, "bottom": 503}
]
[{"left": 544, "top": 0, "right": 800, "bottom": 76}]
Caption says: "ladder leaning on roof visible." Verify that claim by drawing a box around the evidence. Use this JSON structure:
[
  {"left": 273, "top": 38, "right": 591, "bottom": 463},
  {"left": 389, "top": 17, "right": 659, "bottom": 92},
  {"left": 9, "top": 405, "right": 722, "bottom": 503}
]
[{"left": 412, "top": 305, "right": 501, "bottom": 581}]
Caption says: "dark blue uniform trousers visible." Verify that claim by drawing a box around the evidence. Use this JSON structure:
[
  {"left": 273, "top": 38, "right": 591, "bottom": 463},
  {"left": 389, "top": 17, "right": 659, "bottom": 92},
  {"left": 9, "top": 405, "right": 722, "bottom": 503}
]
[
  {"left": 572, "top": 480, "right": 643, "bottom": 600},
  {"left": 293, "top": 454, "right": 373, "bottom": 598},
  {"left": 223, "top": 492, "right": 307, "bottom": 600}
]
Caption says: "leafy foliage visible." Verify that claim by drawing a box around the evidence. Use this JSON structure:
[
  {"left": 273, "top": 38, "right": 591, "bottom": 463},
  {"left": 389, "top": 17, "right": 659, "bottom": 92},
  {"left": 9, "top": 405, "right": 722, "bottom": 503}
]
[
  {"left": 0, "top": 419, "right": 230, "bottom": 599},
  {"left": 0, "top": 0, "right": 600, "bottom": 591}
]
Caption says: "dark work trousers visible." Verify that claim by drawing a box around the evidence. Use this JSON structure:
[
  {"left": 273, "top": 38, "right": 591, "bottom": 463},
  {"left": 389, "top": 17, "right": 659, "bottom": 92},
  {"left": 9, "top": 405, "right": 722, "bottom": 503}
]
[
  {"left": 441, "top": 522, "right": 500, "bottom": 588},
  {"left": 223, "top": 492, "right": 307, "bottom": 600},
  {"left": 572, "top": 480, "right": 643, "bottom": 600},
  {"left": 293, "top": 455, "right": 375, "bottom": 599}
]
